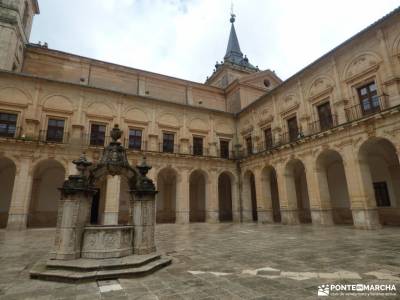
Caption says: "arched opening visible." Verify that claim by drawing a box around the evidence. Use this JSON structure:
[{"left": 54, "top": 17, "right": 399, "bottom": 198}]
[
  {"left": 156, "top": 168, "right": 177, "bottom": 223},
  {"left": 243, "top": 170, "right": 257, "bottom": 222},
  {"left": 359, "top": 138, "right": 400, "bottom": 225},
  {"left": 118, "top": 177, "right": 130, "bottom": 224},
  {"left": 285, "top": 159, "right": 311, "bottom": 223},
  {"left": 316, "top": 150, "right": 353, "bottom": 224},
  {"left": 0, "top": 157, "right": 16, "bottom": 228},
  {"left": 189, "top": 170, "right": 206, "bottom": 222},
  {"left": 218, "top": 172, "right": 233, "bottom": 222},
  {"left": 261, "top": 166, "right": 281, "bottom": 223},
  {"left": 28, "top": 159, "right": 65, "bottom": 227},
  {"left": 91, "top": 178, "right": 106, "bottom": 225}
]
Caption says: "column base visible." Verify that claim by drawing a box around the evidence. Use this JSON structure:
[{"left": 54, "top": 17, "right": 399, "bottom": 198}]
[
  {"left": 134, "top": 246, "right": 157, "bottom": 255},
  {"left": 257, "top": 209, "right": 274, "bottom": 224},
  {"left": 175, "top": 211, "right": 189, "bottom": 224},
  {"left": 352, "top": 208, "right": 382, "bottom": 229},
  {"left": 232, "top": 211, "right": 241, "bottom": 222},
  {"left": 242, "top": 210, "right": 255, "bottom": 222},
  {"left": 103, "top": 212, "right": 119, "bottom": 225},
  {"left": 311, "top": 209, "right": 334, "bottom": 226},
  {"left": 281, "top": 209, "right": 300, "bottom": 225},
  {"left": 206, "top": 211, "right": 219, "bottom": 223},
  {"left": 6, "top": 213, "right": 27, "bottom": 230}
]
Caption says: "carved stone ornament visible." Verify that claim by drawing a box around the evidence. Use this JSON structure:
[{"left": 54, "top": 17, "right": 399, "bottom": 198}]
[
  {"left": 59, "top": 153, "right": 97, "bottom": 197},
  {"left": 61, "top": 124, "right": 157, "bottom": 197},
  {"left": 132, "top": 157, "right": 157, "bottom": 197}
]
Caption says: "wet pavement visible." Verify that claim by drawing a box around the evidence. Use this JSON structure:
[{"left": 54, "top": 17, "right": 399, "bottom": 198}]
[{"left": 0, "top": 223, "right": 399, "bottom": 299}]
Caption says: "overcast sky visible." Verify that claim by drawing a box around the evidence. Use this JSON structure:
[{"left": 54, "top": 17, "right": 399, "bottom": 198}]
[{"left": 30, "top": 0, "right": 399, "bottom": 83}]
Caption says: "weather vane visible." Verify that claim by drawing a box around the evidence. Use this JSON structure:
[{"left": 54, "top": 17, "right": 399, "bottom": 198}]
[{"left": 230, "top": 0, "right": 236, "bottom": 23}]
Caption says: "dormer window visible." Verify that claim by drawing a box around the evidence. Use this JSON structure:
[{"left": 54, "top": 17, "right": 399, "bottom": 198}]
[{"left": 263, "top": 79, "right": 271, "bottom": 88}]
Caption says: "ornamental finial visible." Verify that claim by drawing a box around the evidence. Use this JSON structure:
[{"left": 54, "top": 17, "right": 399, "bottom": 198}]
[
  {"left": 110, "top": 124, "right": 122, "bottom": 142},
  {"left": 230, "top": 1, "right": 235, "bottom": 23}
]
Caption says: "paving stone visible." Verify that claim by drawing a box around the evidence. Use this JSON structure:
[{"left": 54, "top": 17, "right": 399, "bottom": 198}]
[{"left": 1, "top": 224, "right": 400, "bottom": 299}]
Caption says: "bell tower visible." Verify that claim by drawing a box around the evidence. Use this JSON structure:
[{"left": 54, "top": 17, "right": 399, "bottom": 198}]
[
  {"left": 0, "top": 0, "right": 39, "bottom": 71},
  {"left": 206, "top": 12, "right": 259, "bottom": 88}
]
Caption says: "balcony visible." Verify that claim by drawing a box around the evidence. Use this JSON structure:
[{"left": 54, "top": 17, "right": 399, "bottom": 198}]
[
  {"left": 38, "top": 130, "right": 70, "bottom": 144},
  {"left": 0, "top": 126, "right": 23, "bottom": 140},
  {"left": 123, "top": 139, "right": 148, "bottom": 152},
  {"left": 158, "top": 143, "right": 180, "bottom": 154},
  {"left": 279, "top": 130, "right": 305, "bottom": 145},
  {"left": 345, "top": 95, "right": 385, "bottom": 122},
  {"left": 307, "top": 114, "right": 338, "bottom": 135},
  {"left": 189, "top": 145, "right": 210, "bottom": 157},
  {"left": 80, "top": 133, "right": 111, "bottom": 147}
]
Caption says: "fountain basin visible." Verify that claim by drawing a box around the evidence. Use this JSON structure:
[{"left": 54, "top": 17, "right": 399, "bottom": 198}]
[{"left": 81, "top": 225, "right": 133, "bottom": 259}]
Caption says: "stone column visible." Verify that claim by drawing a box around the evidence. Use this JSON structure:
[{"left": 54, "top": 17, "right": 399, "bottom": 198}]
[
  {"left": 342, "top": 146, "right": 381, "bottom": 229},
  {"left": 241, "top": 171, "right": 253, "bottom": 222},
  {"left": 254, "top": 167, "right": 274, "bottom": 223},
  {"left": 103, "top": 175, "right": 121, "bottom": 225},
  {"left": 206, "top": 169, "right": 219, "bottom": 223},
  {"left": 51, "top": 192, "right": 93, "bottom": 260},
  {"left": 304, "top": 156, "right": 334, "bottom": 226},
  {"left": 232, "top": 174, "right": 241, "bottom": 222},
  {"left": 176, "top": 167, "right": 190, "bottom": 224},
  {"left": 130, "top": 191, "right": 157, "bottom": 255},
  {"left": 276, "top": 163, "right": 300, "bottom": 225},
  {"left": 7, "top": 157, "right": 33, "bottom": 230},
  {"left": 51, "top": 154, "right": 95, "bottom": 260}
]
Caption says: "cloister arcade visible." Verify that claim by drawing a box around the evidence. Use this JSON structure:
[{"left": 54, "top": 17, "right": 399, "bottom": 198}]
[
  {"left": 0, "top": 157, "right": 15, "bottom": 228},
  {"left": 0, "top": 136, "right": 399, "bottom": 229},
  {"left": 27, "top": 159, "right": 65, "bottom": 228}
]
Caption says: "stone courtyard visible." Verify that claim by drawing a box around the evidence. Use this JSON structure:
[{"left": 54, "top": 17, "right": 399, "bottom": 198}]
[{"left": 0, "top": 224, "right": 399, "bottom": 299}]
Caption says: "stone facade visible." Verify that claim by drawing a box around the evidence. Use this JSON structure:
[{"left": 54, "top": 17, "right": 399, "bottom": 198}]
[{"left": 0, "top": 2, "right": 400, "bottom": 230}]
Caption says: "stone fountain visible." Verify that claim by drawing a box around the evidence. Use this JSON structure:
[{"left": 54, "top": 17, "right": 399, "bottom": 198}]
[{"left": 30, "top": 125, "right": 171, "bottom": 282}]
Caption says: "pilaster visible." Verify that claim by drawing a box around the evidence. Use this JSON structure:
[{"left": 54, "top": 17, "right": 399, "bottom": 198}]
[
  {"left": 254, "top": 167, "right": 273, "bottom": 223},
  {"left": 342, "top": 146, "right": 381, "bottom": 229},
  {"left": 7, "top": 157, "right": 33, "bottom": 230},
  {"left": 304, "top": 156, "right": 333, "bottom": 226},
  {"left": 276, "top": 163, "right": 300, "bottom": 225},
  {"left": 176, "top": 167, "right": 190, "bottom": 224},
  {"left": 206, "top": 169, "right": 219, "bottom": 223}
]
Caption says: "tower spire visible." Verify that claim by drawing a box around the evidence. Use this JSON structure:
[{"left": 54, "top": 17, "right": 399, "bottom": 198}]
[{"left": 224, "top": 10, "right": 243, "bottom": 63}]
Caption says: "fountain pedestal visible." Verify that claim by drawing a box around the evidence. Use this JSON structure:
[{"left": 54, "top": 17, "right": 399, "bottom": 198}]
[{"left": 30, "top": 125, "right": 171, "bottom": 282}]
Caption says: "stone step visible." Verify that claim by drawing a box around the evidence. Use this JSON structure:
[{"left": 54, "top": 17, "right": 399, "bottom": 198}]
[
  {"left": 46, "top": 253, "right": 161, "bottom": 271},
  {"left": 30, "top": 256, "right": 172, "bottom": 283}
]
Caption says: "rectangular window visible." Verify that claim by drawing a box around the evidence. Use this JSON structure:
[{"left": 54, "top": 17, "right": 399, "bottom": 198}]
[
  {"left": 317, "top": 102, "right": 333, "bottom": 131},
  {"left": 46, "top": 118, "right": 65, "bottom": 142},
  {"left": 264, "top": 127, "right": 273, "bottom": 150},
  {"left": 287, "top": 116, "right": 299, "bottom": 142},
  {"left": 246, "top": 136, "right": 253, "bottom": 155},
  {"left": 357, "top": 82, "right": 380, "bottom": 115},
  {"left": 193, "top": 136, "right": 203, "bottom": 156},
  {"left": 373, "top": 182, "right": 391, "bottom": 207},
  {"left": 90, "top": 123, "right": 106, "bottom": 146},
  {"left": 163, "top": 133, "right": 174, "bottom": 153},
  {"left": 220, "top": 140, "right": 229, "bottom": 159},
  {"left": 0, "top": 112, "right": 17, "bottom": 138},
  {"left": 128, "top": 129, "right": 142, "bottom": 150}
]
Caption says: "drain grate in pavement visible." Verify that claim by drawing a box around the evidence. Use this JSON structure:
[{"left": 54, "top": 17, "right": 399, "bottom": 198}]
[{"left": 97, "top": 279, "right": 123, "bottom": 293}]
